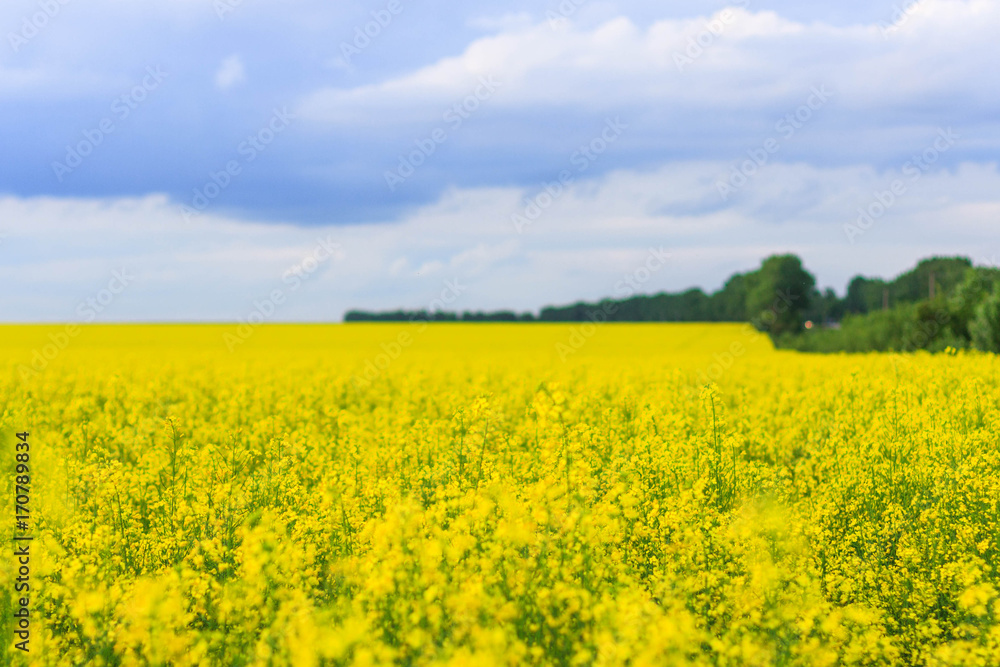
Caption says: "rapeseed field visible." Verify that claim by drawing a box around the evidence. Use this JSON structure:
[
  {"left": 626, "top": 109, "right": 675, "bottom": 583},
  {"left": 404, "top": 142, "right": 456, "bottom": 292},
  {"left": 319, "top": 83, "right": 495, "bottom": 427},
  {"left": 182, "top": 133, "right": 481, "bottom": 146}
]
[{"left": 1, "top": 323, "right": 999, "bottom": 666}]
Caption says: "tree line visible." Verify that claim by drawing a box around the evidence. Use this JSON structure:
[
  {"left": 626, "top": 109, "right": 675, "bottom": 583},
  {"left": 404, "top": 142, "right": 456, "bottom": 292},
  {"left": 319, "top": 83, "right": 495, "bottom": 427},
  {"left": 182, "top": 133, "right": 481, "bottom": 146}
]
[{"left": 345, "top": 254, "right": 1000, "bottom": 352}]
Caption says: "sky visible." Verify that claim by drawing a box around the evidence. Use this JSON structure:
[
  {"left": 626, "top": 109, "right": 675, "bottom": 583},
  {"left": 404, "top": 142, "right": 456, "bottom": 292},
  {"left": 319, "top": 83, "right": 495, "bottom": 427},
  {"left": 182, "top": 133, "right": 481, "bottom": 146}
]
[{"left": 2, "top": 0, "right": 998, "bottom": 322}]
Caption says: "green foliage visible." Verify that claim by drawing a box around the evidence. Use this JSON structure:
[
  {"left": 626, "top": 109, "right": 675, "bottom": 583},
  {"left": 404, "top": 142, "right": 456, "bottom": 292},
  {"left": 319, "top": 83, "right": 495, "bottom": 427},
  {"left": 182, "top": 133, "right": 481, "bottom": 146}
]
[
  {"left": 951, "top": 268, "right": 1000, "bottom": 340},
  {"left": 844, "top": 275, "right": 889, "bottom": 314},
  {"left": 745, "top": 254, "right": 815, "bottom": 336},
  {"left": 891, "top": 256, "right": 972, "bottom": 303},
  {"left": 709, "top": 272, "right": 751, "bottom": 321},
  {"left": 970, "top": 285, "right": 1000, "bottom": 353},
  {"left": 345, "top": 254, "right": 1000, "bottom": 357},
  {"left": 802, "top": 288, "right": 845, "bottom": 325},
  {"left": 842, "top": 256, "right": 972, "bottom": 315},
  {"left": 537, "top": 289, "right": 722, "bottom": 322},
  {"left": 780, "top": 265, "right": 1000, "bottom": 354}
]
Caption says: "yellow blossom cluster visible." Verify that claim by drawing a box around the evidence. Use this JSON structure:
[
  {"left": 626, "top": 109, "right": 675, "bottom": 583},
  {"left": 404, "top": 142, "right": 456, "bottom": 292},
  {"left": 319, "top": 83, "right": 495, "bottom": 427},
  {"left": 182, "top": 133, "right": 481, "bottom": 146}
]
[{"left": 1, "top": 323, "right": 998, "bottom": 665}]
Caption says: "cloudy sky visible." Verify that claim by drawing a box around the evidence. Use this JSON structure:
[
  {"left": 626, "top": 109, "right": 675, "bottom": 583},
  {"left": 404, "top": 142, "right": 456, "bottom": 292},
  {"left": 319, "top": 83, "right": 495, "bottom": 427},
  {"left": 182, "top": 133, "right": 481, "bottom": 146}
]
[{"left": 2, "top": 0, "right": 998, "bottom": 321}]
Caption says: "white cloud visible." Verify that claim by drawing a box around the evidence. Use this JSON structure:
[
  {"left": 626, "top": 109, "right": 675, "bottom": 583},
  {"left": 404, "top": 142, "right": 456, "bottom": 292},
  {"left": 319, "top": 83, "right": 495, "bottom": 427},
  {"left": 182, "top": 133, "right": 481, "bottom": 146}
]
[
  {"left": 2, "top": 0, "right": 997, "bottom": 317},
  {"left": 214, "top": 54, "right": 246, "bottom": 91},
  {"left": 2, "top": 158, "right": 999, "bottom": 321},
  {"left": 298, "top": 0, "right": 999, "bottom": 125}
]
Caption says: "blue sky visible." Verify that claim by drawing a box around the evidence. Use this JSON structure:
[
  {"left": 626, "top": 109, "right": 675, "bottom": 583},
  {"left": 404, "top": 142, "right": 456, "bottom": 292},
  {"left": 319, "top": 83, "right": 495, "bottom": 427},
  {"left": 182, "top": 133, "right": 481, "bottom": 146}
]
[{"left": 2, "top": 0, "right": 998, "bottom": 321}]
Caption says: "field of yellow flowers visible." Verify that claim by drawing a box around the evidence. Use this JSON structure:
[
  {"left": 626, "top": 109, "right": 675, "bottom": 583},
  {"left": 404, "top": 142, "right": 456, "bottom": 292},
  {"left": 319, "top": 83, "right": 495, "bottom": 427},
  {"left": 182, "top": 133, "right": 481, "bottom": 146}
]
[{"left": 2, "top": 323, "right": 999, "bottom": 666}]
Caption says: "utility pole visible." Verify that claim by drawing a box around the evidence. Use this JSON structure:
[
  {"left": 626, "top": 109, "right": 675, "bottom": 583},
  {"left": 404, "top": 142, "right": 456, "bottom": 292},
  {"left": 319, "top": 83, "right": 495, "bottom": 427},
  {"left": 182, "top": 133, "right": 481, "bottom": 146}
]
[
  {"left": 883, "top": 287, "right": 889, "bottom": 311},
  {"left": 929, "top": 271, "right": 936, "bottom": 300}
]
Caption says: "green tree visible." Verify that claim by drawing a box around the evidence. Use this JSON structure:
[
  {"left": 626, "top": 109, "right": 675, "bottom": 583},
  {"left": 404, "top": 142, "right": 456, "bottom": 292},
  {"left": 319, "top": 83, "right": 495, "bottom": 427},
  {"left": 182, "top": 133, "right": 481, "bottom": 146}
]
[
  {"left": 949, "top": 267, "right": 1000, "bottom": 341},
  {"left": 746, "top": 254, "right": 815, "bottom": 337},
  {"left": 843, "top": 276, "right": 888, "bottom": 314},
  {"left": 710, "top": 273, "right": 750, "bottom": 321},
  {"left": 971, "top": 285, "right": 1000, "bottom": 353},
  {"left": 891, "top": 256, "right": 971, "bottom": 302}
]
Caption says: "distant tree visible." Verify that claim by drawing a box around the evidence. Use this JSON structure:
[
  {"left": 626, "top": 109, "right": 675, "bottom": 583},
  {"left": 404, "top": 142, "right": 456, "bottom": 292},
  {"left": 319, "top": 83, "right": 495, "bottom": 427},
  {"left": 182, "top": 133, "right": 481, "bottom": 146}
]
[
  {"left": 971, "top": 285, "right": 1000, "bottom": 353},
  {"left": 843, "top": 276, "right": 887, "bottom": 314},
  {"left": 891, "top": 256, "right": 972, "bottom": 302},
  {"left": 710, "top": 273, "right": 750, "bottom": 321},
  {"left": 746, "top": 254, "right": 816, "bottom": 336},
  {"left": 839, "top": 258, "right": 972, "bottom": 318},
  {"left": 949, "top": 267, "right": 1000, "bottom": 341},
  {"left": 804, "top": 287, "right": 845, "bottom": 325},
  {"left": 345, "top": 255, "right": 989, "bottom": 342}
]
